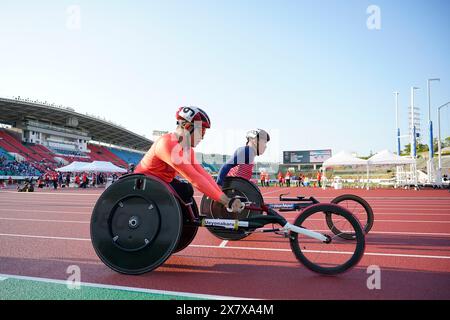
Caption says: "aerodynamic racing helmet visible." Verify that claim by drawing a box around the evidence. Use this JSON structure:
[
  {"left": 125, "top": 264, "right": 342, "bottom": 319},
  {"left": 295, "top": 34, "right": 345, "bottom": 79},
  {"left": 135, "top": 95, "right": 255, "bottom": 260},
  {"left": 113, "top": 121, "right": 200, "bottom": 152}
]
[
  {"left": 246, "top": 128, "right": 270, "bottom": 142},
  {"left": 176, "top": 106, "right": 211, "bottom": 129},
  {"left": 246, "top": 128, "right": 270, "bottom": 156}
]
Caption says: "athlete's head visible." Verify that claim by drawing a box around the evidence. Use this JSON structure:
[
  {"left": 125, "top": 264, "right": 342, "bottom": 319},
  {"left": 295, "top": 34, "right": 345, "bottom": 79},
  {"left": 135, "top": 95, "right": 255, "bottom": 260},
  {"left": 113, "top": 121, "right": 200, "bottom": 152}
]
[
  {"left": 246, "top": 128, "right": 270, "bottom": 156},
  {"left": 176, "top": 106, "right": 211, "bottom": 147}
]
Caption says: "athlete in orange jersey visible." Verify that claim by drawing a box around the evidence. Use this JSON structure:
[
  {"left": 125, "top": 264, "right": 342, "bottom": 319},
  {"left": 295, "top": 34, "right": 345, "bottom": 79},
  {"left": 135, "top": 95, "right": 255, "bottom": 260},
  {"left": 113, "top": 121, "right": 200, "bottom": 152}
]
[{"left": 135, "top": 106, "right": 243, "bottom": 213}]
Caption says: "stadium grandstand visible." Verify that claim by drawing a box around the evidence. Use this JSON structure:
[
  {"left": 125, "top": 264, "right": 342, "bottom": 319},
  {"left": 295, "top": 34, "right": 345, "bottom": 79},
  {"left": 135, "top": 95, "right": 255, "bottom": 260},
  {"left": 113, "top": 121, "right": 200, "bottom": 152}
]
[
  {"left": 0, "top": 96, "right": 284, "bottom": 184},
  {"left": 0, "top": 96, "right": 150, "bottom": 179},
  {"left": 0, "top": 96, "right": 255, "bottom": 181}
]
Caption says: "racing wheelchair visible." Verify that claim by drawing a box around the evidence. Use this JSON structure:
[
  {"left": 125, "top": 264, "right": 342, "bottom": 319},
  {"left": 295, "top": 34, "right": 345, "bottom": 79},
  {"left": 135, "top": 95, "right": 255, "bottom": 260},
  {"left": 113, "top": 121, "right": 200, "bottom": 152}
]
[{"left": 91, "top": 174, "right": 366, "bottom": 276}]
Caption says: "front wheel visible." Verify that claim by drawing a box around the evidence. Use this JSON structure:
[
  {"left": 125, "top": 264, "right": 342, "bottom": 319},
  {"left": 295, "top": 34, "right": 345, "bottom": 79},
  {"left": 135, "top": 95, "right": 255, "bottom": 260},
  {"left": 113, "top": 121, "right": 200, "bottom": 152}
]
[
  {"left": 290, "top": 204, "right": 365, "bottom": 275},
  {"left": 329, "top": 194, "right": 374, "bottom": 239}
]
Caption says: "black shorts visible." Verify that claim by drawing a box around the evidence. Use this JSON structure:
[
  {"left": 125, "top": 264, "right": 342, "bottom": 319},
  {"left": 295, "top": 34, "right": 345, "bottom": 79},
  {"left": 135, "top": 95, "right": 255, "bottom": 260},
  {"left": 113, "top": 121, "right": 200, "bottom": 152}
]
[{"left": 169, "top": 179, "right": 194, "bottom": 203}]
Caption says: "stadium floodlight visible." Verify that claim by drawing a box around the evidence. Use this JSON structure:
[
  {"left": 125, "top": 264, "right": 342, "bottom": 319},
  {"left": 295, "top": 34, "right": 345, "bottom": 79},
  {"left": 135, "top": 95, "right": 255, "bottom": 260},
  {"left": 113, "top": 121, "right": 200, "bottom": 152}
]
[
  {"left": 437, "top": 101, "right": 450, "bottom": 178},
  {"left": 410, "top": 86, "right": 420, "bottom": 158},
  {"left": 427, "top": 78, "right": 440, "bottom": 158},
  {"left": 394, "top": 91, "right": 400, "bottom": 155},
  {"left": 426, "top": 78, "right": 440, "bottom": 183}
]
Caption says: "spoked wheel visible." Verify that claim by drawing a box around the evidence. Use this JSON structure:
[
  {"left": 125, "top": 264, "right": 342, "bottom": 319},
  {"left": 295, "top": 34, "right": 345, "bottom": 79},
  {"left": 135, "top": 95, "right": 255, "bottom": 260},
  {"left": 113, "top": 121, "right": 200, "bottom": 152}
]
[
  {"left": 328, "top": 194, "right": 374, "bottom": 239},
  {"left": 90, "top": 174, "right": 182, "bottom": 275},
  {"left": 290, "top": 203, "right": 365, "bottom": 275},
  {"left": 200, "top": 177, "right": 263, "bottom": 241}
]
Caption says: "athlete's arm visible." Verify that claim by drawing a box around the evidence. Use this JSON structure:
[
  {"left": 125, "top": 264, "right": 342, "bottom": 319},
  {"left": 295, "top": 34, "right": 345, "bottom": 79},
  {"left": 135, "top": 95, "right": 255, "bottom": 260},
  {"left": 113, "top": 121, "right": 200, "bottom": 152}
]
[
  {"left": 217, "top": 146, "right": 255, "bottom": 185},
  {"left": 155, "top": 138, "right": 225, "bottom": 203}
]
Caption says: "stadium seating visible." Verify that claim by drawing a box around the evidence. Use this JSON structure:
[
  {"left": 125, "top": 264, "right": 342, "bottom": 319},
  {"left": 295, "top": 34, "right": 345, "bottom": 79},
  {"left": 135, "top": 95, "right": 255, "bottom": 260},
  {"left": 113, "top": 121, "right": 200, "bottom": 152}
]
[
  {"left": 202, "top": 162, "right": 218, "bottom": 173},
  {"left": 0, "top": 146, "right": 14, "bottom": 161},
  {"left": 28, "top": 144, "right": 58, "bottom": 164},
  {"left": 108, "top": 148, "right": 143, "bottom": 165},
  {"left": 0, "top": 130, "right": 41, "bottom": 162},
  {"left": 88, "top": 144, "right": 128, "bottom": 168}
]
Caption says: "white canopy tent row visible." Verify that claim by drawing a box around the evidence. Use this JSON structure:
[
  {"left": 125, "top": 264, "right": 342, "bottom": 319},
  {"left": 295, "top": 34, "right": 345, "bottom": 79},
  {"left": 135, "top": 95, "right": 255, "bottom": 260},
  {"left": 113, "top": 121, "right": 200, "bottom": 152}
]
[
  {"left": 56, "top": 161, "right": 127, "bottom": 173},
  {"left": 367, "top": 150, "right": 416, "bottom": 188},
  {"left": 321, "top": 150, "right": 416, "bottom": 189},
  {"left": 321, "top": 151, "right": 369, "bottom": 189}
]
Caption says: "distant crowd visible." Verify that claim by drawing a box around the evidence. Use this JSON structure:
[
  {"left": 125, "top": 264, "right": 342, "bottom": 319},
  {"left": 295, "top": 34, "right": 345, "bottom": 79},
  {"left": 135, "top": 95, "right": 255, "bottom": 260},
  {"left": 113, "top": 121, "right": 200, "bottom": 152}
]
[
  {"left": 0, "top": 157, "right": 41, "bottom": 176},
  {"left": 259, "top": 170, "right": 323, "bottom": 188}
]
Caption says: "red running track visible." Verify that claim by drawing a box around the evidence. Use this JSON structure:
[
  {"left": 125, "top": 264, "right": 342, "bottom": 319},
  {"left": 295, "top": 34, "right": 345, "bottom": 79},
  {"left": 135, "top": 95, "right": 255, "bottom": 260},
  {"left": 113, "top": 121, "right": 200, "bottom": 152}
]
[{"left": 0, "top": 186, "right": 449, "bottom": 299}]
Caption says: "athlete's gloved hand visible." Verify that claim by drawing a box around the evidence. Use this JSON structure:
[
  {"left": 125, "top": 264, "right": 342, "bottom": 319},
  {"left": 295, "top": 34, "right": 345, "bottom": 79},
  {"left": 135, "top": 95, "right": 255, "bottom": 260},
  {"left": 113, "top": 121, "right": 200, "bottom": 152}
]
[
  {"left": 219, "top": 195, "right": 244, "bottom": 213},
  {"left": 226, "top": 197, "right": 245, "bottom": 213}
]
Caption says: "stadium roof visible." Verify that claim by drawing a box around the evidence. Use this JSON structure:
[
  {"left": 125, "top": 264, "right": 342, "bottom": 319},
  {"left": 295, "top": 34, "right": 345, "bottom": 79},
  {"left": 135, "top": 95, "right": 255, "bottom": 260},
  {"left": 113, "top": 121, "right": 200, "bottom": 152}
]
[{"left": 0, "top": 96, "right": 153, "bottom": 151}]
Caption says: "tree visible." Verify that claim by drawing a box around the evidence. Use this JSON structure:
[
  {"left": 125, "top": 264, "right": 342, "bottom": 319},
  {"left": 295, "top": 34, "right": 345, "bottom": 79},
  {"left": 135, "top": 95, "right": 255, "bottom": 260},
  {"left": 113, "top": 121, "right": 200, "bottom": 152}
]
[
  {"left": 445, "top": 136, "right": 450, "bottom": 148},
  {"left": 402, "top": 143, "right": 429, "bottom": 155}
]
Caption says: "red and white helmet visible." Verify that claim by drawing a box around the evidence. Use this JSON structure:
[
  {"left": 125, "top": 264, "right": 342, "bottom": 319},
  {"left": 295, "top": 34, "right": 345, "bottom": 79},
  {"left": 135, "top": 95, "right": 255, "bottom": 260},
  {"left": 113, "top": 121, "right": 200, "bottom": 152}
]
[{"left": 176, "top": 106, "right": 211, "bottom": 128}]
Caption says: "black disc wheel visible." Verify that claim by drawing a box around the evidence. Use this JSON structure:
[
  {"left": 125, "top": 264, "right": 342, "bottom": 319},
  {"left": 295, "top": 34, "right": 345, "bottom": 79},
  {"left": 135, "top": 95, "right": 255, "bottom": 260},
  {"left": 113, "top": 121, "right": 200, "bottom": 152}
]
[
  {"left": 200, "top": 177, "right": 263, "bottom": 240},
  {"left": 173, "top": 199, "right": 199, "bottom": 253},
  {"left": 328, "top": 194, "right": 374, "bottom": 240},
  {"left": 290, "top": 203, "right": 365, "bottom": 275},
  {"left": 90, "top": 174, "right": 182, "bottom": 275}
]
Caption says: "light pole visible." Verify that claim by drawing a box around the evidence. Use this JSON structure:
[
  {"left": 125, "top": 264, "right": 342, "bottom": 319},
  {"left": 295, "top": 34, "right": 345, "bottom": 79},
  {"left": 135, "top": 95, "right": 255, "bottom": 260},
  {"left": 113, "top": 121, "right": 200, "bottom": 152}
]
[
  {"left": 394, "top": 92, "right": 401, "bottom": 155},
  {"left": 427, "top": 79, "right": 440, "bottom": 183},
  {"left": 428, "top": 78, "right": 440, "bottom": 158},
  {"left": 437, "top": 102, "right": 450, "bottom": 183},
  {"left": 410, "top": 86, "right": 420, "bottom": 158}
]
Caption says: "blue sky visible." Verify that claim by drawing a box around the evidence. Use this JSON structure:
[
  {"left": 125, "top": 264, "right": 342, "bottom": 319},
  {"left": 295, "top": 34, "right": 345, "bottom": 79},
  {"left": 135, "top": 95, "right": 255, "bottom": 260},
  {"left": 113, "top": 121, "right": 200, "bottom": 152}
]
[{"left": 1, "top": 0, "right": 449, "bottom": 162}]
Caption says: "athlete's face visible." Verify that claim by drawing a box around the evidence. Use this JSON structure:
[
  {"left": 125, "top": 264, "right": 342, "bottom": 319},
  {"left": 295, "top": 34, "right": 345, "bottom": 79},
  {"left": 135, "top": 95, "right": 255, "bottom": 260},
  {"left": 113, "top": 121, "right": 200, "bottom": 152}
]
[
  {"left": 249, "top": 138, "right": 268, "bottom": 155},
  {"left": 190, "top": 125, "right": 206, "bottom": 147},
  {"left": 258, "top": 140, "right": 268, "bottom": 154}
]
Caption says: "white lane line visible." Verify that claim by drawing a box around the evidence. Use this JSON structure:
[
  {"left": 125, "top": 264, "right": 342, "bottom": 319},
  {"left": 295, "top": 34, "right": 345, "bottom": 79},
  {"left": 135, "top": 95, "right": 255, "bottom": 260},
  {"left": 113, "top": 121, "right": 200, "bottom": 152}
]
[
  {"left": 3, "top": 215, "right": 449, "bottom": 226},
  {"left": 0, "top": 233, "right": 89, "bottom": 241},
  {"left": 283, "top": 217, "right": 450, "bottom": 223},
  {"left": 2, "top": 191, "right": 449, "bottom": 201},
  {"left": 188, "top": 245, "right": 450, "bottom": 260},
  {"left": 261, "top": 196, "right": 450, "bottom": 201},
  {"left": 0, "top": 208, "right": 90, "bottom": 215},
  {"left": 1, "top": 233, "right": 450, "bottom": 260},
  {"left": 0, "top": 217, "right": 89, "bottom": 224},
  {"left": 219, "top": 240, "right": 228, "bottom": 248},
  {"left": 0, "top": 191, "right": 101, "bottom": 196},
  {"left": 0, "top": 273, "right": 254, "bottom": 300},
  {"left": 365, "top": 213, "right": 450, "bottom": 216},
  {"left": 3, "top": 209, "right": 450, "bottom": 219}
]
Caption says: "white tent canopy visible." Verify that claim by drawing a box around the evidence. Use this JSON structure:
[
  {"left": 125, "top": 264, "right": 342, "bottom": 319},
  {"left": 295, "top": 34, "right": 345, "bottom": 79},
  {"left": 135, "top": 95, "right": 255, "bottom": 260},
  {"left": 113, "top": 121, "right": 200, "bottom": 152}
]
[
  {"left": 368, "top": 150, "right": 415, "bottom": 165},
  {"left": 79, "top": 161, "right": 127, "bottom": 173},
  {"left": 322, "top": 151, "right": 368, "bottom": 190},
  {"left": 55, "top": 161, "right": 89, "bottom": 172},
  {"left": 322, "top": 151, "right": 368, "bottom": 168},
  {"left": 56, "top": 161, "right": 127, "bottom": 173}
]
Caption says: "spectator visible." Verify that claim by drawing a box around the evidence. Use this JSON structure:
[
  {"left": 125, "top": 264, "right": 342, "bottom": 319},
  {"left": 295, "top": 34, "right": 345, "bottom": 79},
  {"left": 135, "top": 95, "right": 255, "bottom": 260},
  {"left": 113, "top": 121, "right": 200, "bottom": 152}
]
[
  {"left": 297, "top": 173, "right": 303, "bottom": 187},
  {"left": 264, "top": 172, "right": 270, "bottom": 187},
  {"left": 277, "top": 171, "right": 283, "bottom": 187},
  {"left": 44, "top": 174, "right": 50, "bottom": 187},
  {"left": 260, "top": 171, "right": 266, "bottom": 187},
  {"left": 304, "top": 176, "right": 310, "bottom": 187},
  {"left": 58, "top": 172, "right": 63, "bottom": 187},
  {"left": 285, "top": 171, "right": 291, "bottom": 187},
  {"left": 316, "top": 170, "right": 322, "bottom": 188},
  {"left": 65, "top": 173, "right": 71, "bottom": 187},
  {"left": 52, "top": 174, "right": 58, "bottom": 190},
  {"left": 75, "top": 174, "right": 81, "bottom": 187},
  {"left": 37, "top": 176, "right": 44, "bottom": 188},
  {"left": 81, "top": 173, "right": 88, "bottom": 188}
]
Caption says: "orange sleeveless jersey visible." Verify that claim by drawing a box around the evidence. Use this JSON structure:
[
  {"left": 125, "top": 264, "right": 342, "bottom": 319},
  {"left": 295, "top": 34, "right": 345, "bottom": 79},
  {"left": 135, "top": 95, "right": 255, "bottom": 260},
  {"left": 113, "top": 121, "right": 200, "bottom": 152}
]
[{"left": 135, "top": 133, "right": 223, "bottom": 202}]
